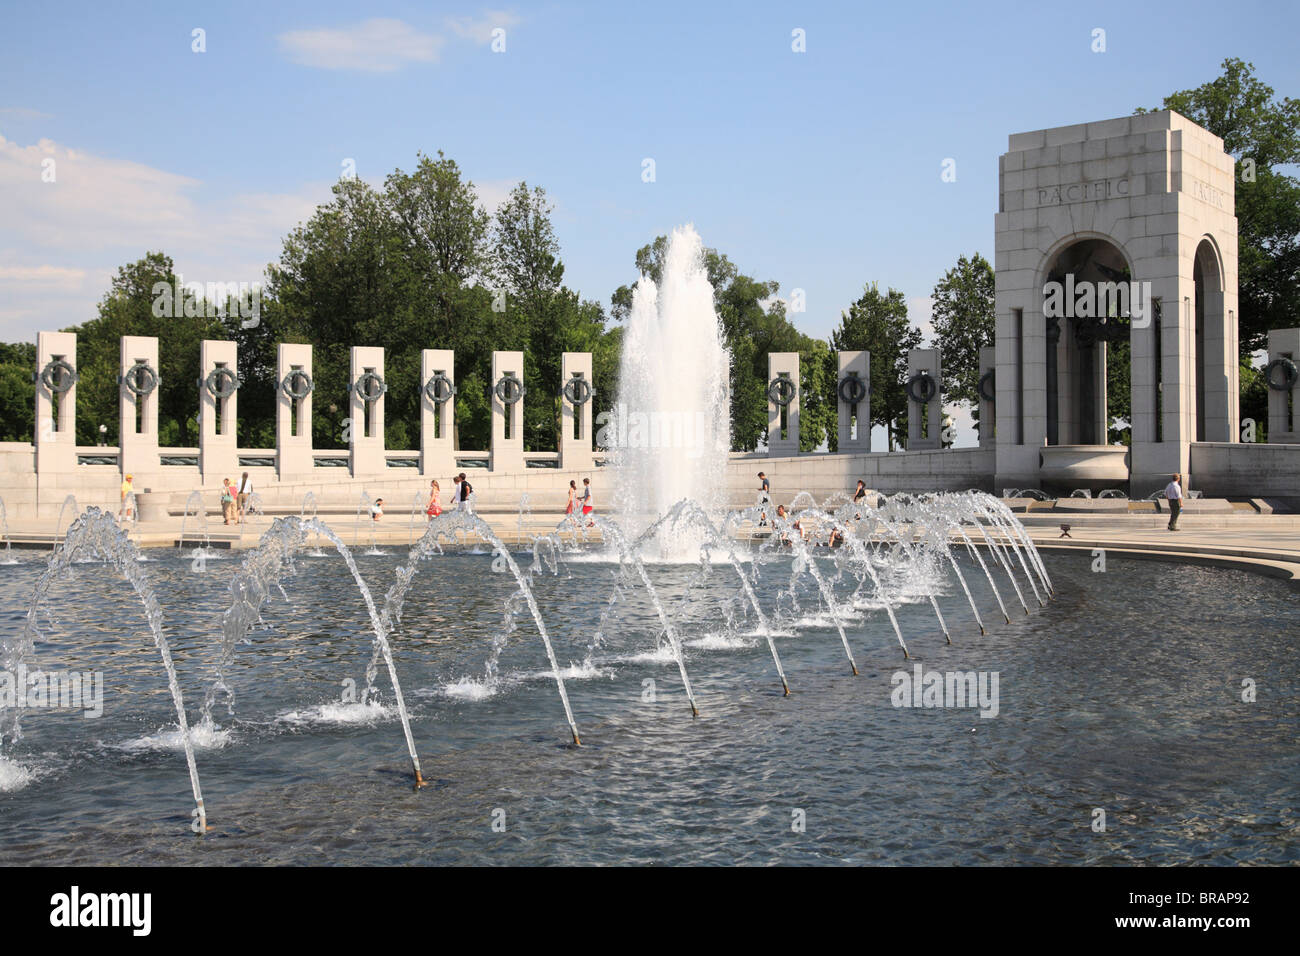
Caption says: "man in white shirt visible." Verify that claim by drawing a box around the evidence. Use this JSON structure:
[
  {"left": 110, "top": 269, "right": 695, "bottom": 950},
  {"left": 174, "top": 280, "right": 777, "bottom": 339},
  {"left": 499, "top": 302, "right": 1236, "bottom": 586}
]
[
  {"left": 237, "top": 471, "right": 253, "bottom": 518},
  {"left": 1165, "top": 473, "right": 1183, "bottom": 531}
]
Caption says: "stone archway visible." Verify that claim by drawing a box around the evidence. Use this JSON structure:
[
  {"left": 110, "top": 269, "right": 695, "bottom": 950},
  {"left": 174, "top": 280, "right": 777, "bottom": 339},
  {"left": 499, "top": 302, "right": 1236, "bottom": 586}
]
[
  {"left": 1192, "top": 237, "right": 1227, "bottom": 443},
  {"left": 1041, "top": 237, "right": 1134, "bottom": 447}
]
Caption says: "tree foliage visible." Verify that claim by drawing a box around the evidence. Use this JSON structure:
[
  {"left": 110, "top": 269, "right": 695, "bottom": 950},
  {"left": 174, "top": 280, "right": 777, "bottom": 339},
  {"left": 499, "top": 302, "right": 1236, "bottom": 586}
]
[
  {"left": 930, "top": 253, "right": 995, "bottom": 408},
  {"left": 1141, "top": 58, "right": 1300, "bottom": 355},
  {"left": 829, "top": 284, "right": 922, "bottom": 450}
]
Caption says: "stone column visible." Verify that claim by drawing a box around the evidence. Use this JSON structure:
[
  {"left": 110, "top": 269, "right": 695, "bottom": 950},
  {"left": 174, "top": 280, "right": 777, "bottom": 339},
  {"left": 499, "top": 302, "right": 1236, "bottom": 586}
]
[
  {"left": 276, "top": 343, "right": 314, "bottom": 480},
  {"left": 491, "top": 350, "right": 526, "bottom": 473},
  {"left": 349, "top": 346, "right": 386, "bottom": 478},
  {"left": 906, "top": 348, "right": 942, "bottom": 450},
  {"left": 199, "top": 339, "right": 238, "bottom": 485},
  {"left": 119, "top": 335, "right": 160, "bottom": 481},
  {"left": 35, "top": 331, "right": 78, "bottom": 477},
  {"left": 559, "top": 351, "right": 595, "bottom": 472},
  {"left": 978, "top": 346, "right": 996, "bottom": 447},
  {"left": 421, "top": 349, "right": 456, "bottom": 477},
  {"left": 836, "top": 350, "right": 870, "bottom": 454},
  {"left": 1133, "top": 275, "right": 1197, "bottom": 490},
  {"left": 1266, "top": 328, "right": 1300, "bottom": 443},
  {"left": 766, "top": 352, "right": 800, "bottom": 456}
]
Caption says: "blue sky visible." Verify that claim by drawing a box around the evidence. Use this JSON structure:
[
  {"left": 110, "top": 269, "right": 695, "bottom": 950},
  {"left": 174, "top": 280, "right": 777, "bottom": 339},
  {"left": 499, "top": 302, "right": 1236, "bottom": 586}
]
[{"left": 2, "top": 0, "right": 1297, "bottom": 356}]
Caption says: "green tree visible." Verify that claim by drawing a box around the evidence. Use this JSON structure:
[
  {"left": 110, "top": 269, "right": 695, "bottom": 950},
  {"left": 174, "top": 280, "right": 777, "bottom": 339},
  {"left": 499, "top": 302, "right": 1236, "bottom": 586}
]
[
  {"left": 1141, "top": 58, "right": 1300, "bottom": 355},
  {"left": 68, "top": 252, "right": 224, "bottom": 446},
  {"left": 829, "top": 284, "right": 922, "bottom": 450},
  {"left": 1240, "top": 354, "right": 1269, "bottom": 443},
  {"left": 491, "top": 183, "right": 565, "bottom": 307},
  {"left": 930, "top": 253, "right": 994, "bottom": 408},
  {"left": 799, "top": 339, "right": 838, "bottom": 452},
  {"left": 0, "top": 342, "right": 36, "bottom": 442},
  {"left": 385, "top": 151, "right": 492, "bottom": 285}
]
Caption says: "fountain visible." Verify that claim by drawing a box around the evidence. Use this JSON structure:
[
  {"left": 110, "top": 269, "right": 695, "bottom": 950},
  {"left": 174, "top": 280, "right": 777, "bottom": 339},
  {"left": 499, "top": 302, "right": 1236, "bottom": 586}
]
[
  {"left": 3, "top": 508, "right": 207, "bottom": 831},
  {"left": 177, "top": 489, "right": 212, "bottom": 555},
  {"left": 0, "top": 497, "right": 15, "bottom": 564},
  {"left": 51, "top": 494, "right": 78, "bottom": 552},
  {"left": 0, "top": 485, "right": 1058, "bottom": 832},
  {"left": 611, "top": 224, "right": 732, "bottom": 559}
]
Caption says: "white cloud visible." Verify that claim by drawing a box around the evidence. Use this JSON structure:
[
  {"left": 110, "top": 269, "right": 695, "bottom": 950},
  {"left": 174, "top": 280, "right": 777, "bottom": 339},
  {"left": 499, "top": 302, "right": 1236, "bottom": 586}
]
[
  {"left": 908, "top": 295, "right": 935, "bottom": 344},
  {"left": 446, "top": 11, "right": 521, "bottom": 43},
  {"left": 0, "top": 133, "right": 331, "bottom": 341},
  {"left": 475, "top": 177, "right": 521, "bottom": 214},
  {"left": 278, "top": 18, "right": 444, "bottom": 72}
]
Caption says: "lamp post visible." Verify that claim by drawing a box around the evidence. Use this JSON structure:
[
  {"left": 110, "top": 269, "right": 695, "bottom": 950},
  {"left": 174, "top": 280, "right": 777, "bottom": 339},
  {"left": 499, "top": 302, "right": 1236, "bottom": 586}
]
[{"left": 98, "top": 424, "right": 107, "bottom": 447}]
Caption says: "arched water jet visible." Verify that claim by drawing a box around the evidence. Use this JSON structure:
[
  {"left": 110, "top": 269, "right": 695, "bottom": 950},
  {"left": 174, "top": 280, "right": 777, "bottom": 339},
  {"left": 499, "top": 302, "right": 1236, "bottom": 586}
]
[
  {"left": 765, "top": 508, "right": 861, "bottom": 673},
  {"left": 762, "top": 502, "right": 911, "bottom": 660},
  {"left": 871, "top": 502, "right": 952, "bottom": 645},
  {"left": 971, "top": 513, "right": 1030, "bottom": 615},
  {"left": 592, "top": 511, "right": 702, "bottom": 716},
  {"left": 52, "top": 495, "right": 78, "bottom": 552},
  {"left": 4, "top": 508, "right": 207, "bottom": 831},
  {"left": 907, "top": 497, "right": 986, "bottom": 639},
  {"left": 670, "top": 501, "right": 791, "bottom": 696},
  {"left": 201, "top": 516, "right": 429, "bottom": 788},
  {"left": 935, "top": 501, "right": 1011, "bottom": 627},
  {"left": 980, "top": 494, "right": 1053, "bottom": 596},
  {"left": 372, "top": 511, "right": 583, "bottom": 746},
  {"left": 177, "top": 490, "right": 211, "bottom": 555},
  {"left": 972, "top": 498, "right": 1045, "bottom": 607}
]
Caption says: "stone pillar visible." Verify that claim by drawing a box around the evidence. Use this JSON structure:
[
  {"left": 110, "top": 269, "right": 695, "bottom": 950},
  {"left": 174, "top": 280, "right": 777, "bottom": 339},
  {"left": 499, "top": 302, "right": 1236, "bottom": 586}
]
[
  {"left": 119, "top": 335, "right": 160, "bottom": 481},
  {"left": 199, "top": 339, "right": 238, "bottom": 484},
  {"left": 421, "top": 349, "right": 456, "bottom": 477},
  {"left": 350, "top": 346, "right": 386, "bottom": 478},
  {"left": 559, "top": 351, "right": 595, "bottom": 472},
  {"left": 836, "top": 350, "right": 871, "bottom": 453},
  {"left": 276, "top": 343, "right": 314, "bottom": 480},
  {"left": 491, "top": 350, "right": 526, "bottom": 473},
  {"left": 35, "top": 331, "right": 78, "bottom": 477},
  {"left": 906, "top": 348, "right": 942, "bottom": 450},
  {"left": 1266, "top": 328, "right": 1300, "bottom": 443},
  {"left": 978, "top": 346, "right": 996, "bottom": 447},
  {"left": 766, "top": 352, "right": 800, "bottom": 456}
]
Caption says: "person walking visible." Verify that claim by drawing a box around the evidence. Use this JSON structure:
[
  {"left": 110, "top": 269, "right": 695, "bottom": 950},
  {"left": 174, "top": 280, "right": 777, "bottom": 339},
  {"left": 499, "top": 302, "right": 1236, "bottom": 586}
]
[
  {"left": 220, "top": 479, "right": 236, "bottom": 525},
  {"left": 426, "top": 480, "right": 442, "bottom": 519},
  {"left": 236, "top": 471, "right": 253, "bottom": 519},
  {"left": 565, "top": 480, "right": 577, "bottom": 517},
  {"left": 458, "top": 473, "right": 474, "bottom": 515},
  {"left": 371, "top": 498, "right": 384, "bottom": 521},
  {"left": 580, "top": 477, "right": 594, "bottom": 526},
  {"left": 757, "top": 471, "right": 770, "bottom": 526},
  {"left": 1165, "top": 473, "right": 1183, "bottom": 531},
  {"left": 120, "top": 473, "right": 134, "bottom": 520}
]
